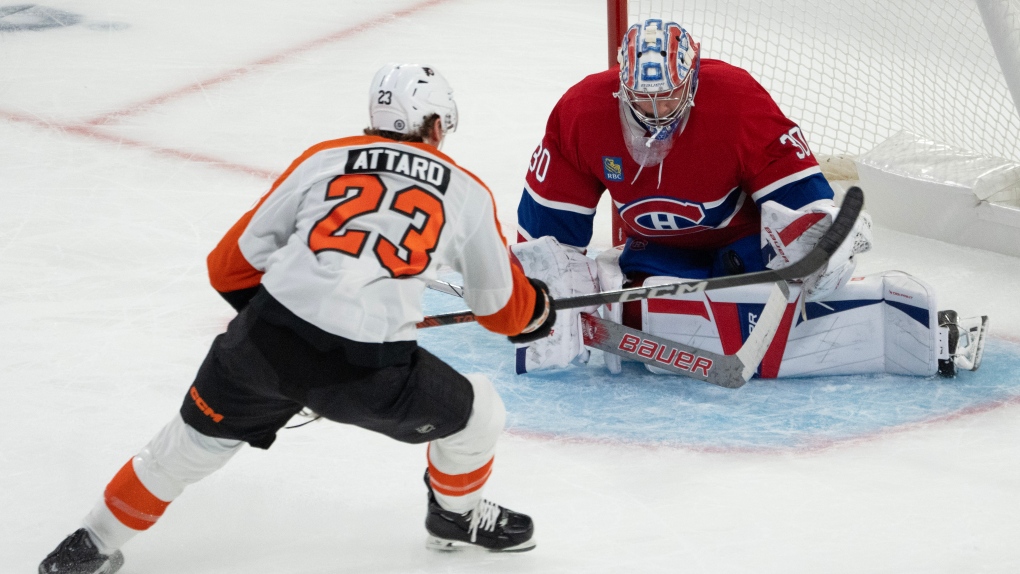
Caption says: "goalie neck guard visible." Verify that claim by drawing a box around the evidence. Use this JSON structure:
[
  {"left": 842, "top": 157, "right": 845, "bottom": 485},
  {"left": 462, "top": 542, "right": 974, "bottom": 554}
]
[{"left": 369, "top": 63, "right": 459, "bottom": 136}]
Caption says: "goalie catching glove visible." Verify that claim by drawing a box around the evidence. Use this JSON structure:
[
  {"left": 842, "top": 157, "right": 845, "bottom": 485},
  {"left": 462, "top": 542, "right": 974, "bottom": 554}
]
[
  {"left": 760, "top": 198, "right": 873, "bottom": 301},
  {"left": 507, "top": 278, "right": 557, "bottom": 344}
]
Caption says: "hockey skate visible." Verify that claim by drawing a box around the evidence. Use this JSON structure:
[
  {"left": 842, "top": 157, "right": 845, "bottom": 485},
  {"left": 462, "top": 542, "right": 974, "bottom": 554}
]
[
  {"left": 423, "top": 471, "right": 535, "bottom": 552},
  {"left": 937, "top": 310, "right": 989, "bottom": 377},
  {"left": 38, "top": 528, "right": 123, "bottom": 574}
]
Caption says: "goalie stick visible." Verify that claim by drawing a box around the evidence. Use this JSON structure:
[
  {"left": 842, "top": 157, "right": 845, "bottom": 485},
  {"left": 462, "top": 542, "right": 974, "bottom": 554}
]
[
  {"left": 417, "top": 186, "right": 864, "bottom": 328},
  {"left": 426, "top": 277, "right": 790, "bottom": 388}
]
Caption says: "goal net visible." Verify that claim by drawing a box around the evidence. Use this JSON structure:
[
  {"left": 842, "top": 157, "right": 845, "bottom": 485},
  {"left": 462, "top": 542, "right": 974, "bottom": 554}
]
[{"left": 614, "top": 0, "right": 1020, "bottom": 168}]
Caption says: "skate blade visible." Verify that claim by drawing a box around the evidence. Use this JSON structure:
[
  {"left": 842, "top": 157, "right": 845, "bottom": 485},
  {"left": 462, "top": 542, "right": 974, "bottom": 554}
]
[
  {"left": 425, "top": 535, "right": 536, "bottom": 553},
  {"left": 968, "top": 315, "right": 989, "bottom": 371},
  {"left": 96, "top": 550, "right": 124, "bottom": 574},
  {"left": 949, "top": 315, "right": 990, "bottom": 373}
]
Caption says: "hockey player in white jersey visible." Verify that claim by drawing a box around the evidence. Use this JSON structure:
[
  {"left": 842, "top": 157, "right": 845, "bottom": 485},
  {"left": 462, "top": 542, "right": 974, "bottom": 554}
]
[{"left": 39, "top": 63, "right": 551, "bottom": 574}]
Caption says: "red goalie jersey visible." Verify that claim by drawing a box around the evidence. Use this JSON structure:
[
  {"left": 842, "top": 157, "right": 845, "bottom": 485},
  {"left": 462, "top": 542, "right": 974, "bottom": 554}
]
[{"left": 517, "top": 61, "right": 830, "bottom": 254}]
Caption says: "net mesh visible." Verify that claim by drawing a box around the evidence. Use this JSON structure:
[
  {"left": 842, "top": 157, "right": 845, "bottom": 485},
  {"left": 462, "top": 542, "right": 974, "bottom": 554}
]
[{"left": 625, "top": 0, "right": 1020, "bottom": 162}]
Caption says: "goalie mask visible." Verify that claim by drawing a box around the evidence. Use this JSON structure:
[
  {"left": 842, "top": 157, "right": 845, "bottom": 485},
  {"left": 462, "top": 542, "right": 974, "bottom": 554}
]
[
  {"left": 618, "top": 19, "right": 699, "bottom": 129},
  {"left": 616, "top": 20, "right": 700, "bottom": 170},
  {"left": 369, "top": 63, "right": 459, "bottom": 136}
]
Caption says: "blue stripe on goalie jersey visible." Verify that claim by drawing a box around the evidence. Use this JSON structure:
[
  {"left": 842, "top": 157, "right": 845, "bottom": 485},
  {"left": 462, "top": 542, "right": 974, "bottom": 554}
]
[
  {"left": 517, "top": 189, "right": 596, "bottom": 248},
  {"left": 753, "top": 173, "right": 833, "bottom": 210},
  {"left": 798, "top": 299, "right": 929, "bottom": 327}
]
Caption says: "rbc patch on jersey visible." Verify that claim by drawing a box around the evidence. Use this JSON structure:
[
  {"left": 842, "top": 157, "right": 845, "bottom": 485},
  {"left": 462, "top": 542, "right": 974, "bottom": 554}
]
[{"left": 603, "top": 157, "right": 624, "bottom": 182}]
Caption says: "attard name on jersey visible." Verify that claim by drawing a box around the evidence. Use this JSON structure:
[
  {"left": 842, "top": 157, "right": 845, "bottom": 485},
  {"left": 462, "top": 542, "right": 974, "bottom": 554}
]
[{"left": 345, "top": 147, "right": 451, "bottom": 193}]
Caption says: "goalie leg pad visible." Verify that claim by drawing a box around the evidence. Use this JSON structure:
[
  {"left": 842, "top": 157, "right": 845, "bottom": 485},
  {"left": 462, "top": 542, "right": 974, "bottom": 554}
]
[
  {"left": 639, "top": 277, "right": 801, "bottom": 376},
  {"left": 639, "top": 272, "right": 941, "bottom": 377},
  {"left": 595, "top": 247, "right": 626, "bottom": 374},
  {"left": 782, "top": 273, "right": 938, "bottom": 376}
]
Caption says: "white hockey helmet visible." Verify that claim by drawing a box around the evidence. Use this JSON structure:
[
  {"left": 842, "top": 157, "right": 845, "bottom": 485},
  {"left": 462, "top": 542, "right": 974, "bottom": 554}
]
[
  {"left": 617, "top": 19, "right": 700, "bottom": 128},
  {"left": 368, "top": 63, "right": 458, "bottom": 136}
]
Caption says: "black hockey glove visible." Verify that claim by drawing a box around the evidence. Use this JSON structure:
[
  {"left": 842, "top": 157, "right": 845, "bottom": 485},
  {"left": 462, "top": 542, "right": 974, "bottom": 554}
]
[{"left": 507, "top": 278, "right": 557, "bottom": 344}]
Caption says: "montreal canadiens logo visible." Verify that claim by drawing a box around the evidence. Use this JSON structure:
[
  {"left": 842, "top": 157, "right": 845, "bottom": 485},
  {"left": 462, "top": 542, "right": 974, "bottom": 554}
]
[{"left": 618, "top": 197, "right": 709, "bottom": 236}]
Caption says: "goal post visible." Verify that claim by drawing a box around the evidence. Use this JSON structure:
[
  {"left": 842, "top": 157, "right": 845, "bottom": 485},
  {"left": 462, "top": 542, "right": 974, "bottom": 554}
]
[
  {"left": 607, "top": 1, "right": 629, "bottom": 246},
  {"left": 976, "top": 0, "right": 1020, "bottom": 120},
  {"left": 607, "top": 0, "right": 628, "bottom": 69}
]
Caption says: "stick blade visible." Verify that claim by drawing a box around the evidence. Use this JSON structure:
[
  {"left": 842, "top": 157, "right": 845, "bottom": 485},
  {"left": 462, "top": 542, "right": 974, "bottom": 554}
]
[{"left": 580, "top": 313, "right": 748, "bottom": 388}]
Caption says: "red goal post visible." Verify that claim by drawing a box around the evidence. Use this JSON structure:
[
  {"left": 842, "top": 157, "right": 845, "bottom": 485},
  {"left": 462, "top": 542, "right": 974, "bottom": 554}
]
[{"left": 607, "top": 0, "right": 628, "bottom": 246}]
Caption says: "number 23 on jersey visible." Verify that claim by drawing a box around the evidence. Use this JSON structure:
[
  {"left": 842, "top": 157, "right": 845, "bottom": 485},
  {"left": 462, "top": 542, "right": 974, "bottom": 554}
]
[{"left": 308, "top": 173, "right": 445, "bottom": 278}]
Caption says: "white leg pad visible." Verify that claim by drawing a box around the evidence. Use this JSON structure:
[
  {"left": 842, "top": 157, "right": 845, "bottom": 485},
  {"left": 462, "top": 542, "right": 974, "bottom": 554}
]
[
  {"left": 595, "top": 247, "right": 626, "bottom": 374},
  {"left": 428, "top": 374, "right": 506, "bottom": 512},
  {"left": 640, "top": 271, "right": 940, "bottom": 377}
]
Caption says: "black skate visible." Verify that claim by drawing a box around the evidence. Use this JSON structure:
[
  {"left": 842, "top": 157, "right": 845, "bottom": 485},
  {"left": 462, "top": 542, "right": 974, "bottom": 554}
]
[
  {"left": 423, "top": 471, "right": 535, "bottom": 552},
  {"left": 39, "top": 528, "right": 123, "bottom": 574},
  {"left": 938, "top": 310, "right": 989, "bottom": 377}
]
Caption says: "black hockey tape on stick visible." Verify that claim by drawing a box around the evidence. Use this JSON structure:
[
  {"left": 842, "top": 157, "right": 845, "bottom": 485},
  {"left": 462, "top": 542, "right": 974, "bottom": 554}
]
[{"left": 417, "top": 186, "right": 864, "bottom": 329}]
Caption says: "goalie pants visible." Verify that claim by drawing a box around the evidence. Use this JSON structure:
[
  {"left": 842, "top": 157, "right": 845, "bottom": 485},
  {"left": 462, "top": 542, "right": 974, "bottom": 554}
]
[
  {"left": 618, "top": 233, "right": 766, "bottom": 279},
  {"left": 82, "top": 288, "right": 504, "bottom": 553}
]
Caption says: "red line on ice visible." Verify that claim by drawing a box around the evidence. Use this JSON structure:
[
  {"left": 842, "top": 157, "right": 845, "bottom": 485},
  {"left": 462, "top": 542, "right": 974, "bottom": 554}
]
[
  {"left": 505, "top": 381, "right": 1020, "bottom": 455},
  {"left": 0, "top": 109, "right": 276, "bottom": 179},
  {"left": 82, "top": 0, "right": 453, "bottom": 126},
  {"left": 0, "top": 0, "right": 453, "bottom": 178}
]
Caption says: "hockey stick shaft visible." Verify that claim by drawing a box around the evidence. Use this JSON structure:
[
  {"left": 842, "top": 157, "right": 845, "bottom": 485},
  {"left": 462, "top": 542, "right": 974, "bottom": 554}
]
[
  {"left": 417, "top": 186, "right": 863, "bottom": 329},
  {"left": 423, "top": 278, "right": 790, "bottom": 388}
]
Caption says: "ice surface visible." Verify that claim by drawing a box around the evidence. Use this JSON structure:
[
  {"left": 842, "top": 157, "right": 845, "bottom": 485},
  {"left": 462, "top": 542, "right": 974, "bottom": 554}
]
[{"left": 2, "top": 1, "right": 1019, "bottom": 573}]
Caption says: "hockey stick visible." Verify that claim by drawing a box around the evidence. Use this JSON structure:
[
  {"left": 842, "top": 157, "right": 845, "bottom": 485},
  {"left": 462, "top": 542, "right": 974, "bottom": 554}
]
[
  {"left": 423, "top": 278, "right": 790, "bottom": 388},
  {"left": 417, "top": 186, "right": 864, "bottom": 328},
  {"left": 580, "top": 289, "right": 788, "bottom": 387}
]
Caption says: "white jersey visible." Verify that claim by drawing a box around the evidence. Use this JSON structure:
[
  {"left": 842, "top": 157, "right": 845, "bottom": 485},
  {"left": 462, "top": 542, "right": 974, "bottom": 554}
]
[{"left": 208, "top": 135, "right": 535, "bottom": 343}]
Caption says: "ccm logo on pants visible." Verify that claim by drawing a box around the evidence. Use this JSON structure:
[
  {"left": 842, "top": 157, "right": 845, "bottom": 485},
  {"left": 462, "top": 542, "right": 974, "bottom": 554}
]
[{"left": 189, "top": 386, "right": 224, "bottom": 423}]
